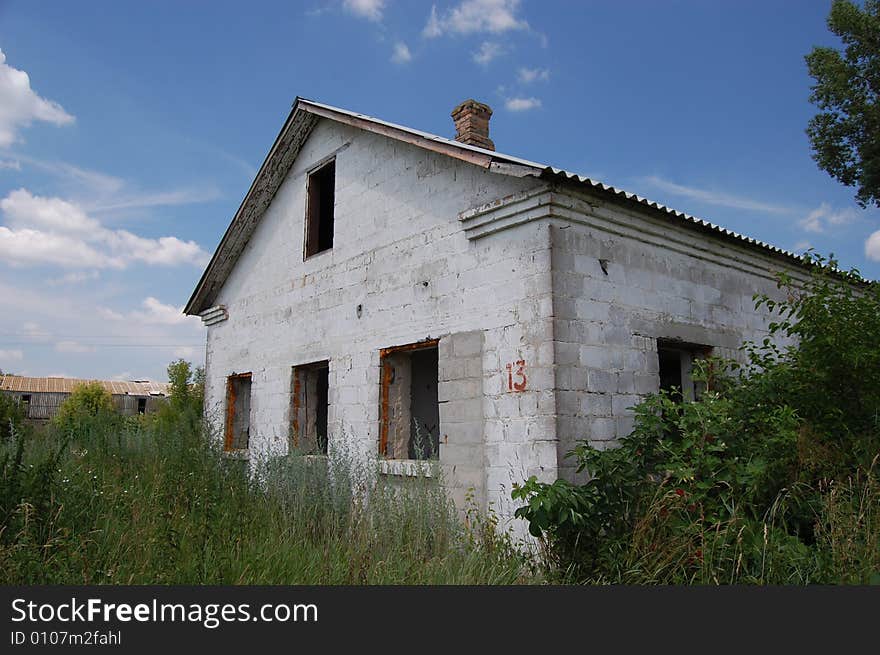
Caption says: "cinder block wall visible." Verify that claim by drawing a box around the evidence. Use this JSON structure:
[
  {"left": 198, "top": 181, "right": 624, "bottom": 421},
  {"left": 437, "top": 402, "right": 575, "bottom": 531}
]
[
  {"left": 547, "top": 189, "right": 799, "bottom": 482},
  {"left": 203, "top": 119, "right": 557, "bottom": 524}
]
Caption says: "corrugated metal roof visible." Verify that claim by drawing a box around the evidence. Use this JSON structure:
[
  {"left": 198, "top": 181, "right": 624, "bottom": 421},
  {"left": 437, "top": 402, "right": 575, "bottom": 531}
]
[
  {"left": 0, "top": 375, "right": 170, "bottom": 396},
  {"left": 539, "top": 168, "right": 802, "bottom": 261}
]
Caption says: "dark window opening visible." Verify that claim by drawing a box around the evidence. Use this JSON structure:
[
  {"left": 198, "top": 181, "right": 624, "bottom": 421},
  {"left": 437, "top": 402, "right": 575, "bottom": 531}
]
[
  {"left": 225, "top": 373, "right": 252, "bottom": 451},
  {"left": 291, "top": 361, "right": 330, "bottom": 455},
  {"left": 379, "top": 340, "right": 440, "bottom": 460},
  {"left": 137, "top": 397, "right": 147, "bottom": 415},
  {"left": 21, "top": 394, "right": 31, "bottom": 418},
  {"left": 657, "top": 340, "right": 711, "bottom": 402},
  {"left": 304, "top": 159, "right": 335, "bottom": 258}
]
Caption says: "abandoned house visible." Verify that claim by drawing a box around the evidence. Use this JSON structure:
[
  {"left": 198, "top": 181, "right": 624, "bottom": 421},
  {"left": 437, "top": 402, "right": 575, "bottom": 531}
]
[
  {"left": 0, "top": 375, "right": 170, "bottom": 422},
  {"left": 185, "top": 97, "right": 806, "bottom": 522}
]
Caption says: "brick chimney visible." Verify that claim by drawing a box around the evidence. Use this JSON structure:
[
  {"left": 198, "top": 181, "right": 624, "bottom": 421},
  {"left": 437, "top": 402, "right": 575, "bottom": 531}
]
[{"left": 451, "top": 99, "right": 495, "bottom": 151}]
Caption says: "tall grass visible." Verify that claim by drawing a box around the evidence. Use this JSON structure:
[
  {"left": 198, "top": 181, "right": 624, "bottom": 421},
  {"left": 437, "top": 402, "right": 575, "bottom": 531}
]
[
  {"left": 575, "top": 467, "right": 880, "bottom": 585},
  {"left": 0, "top": 412, "right": 534, "bottom": 585}
]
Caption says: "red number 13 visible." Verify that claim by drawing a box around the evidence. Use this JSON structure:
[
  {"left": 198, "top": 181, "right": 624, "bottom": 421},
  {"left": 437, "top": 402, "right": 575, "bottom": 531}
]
[{"left": 506, "top": 360, "right": 527, "bottom": 392}]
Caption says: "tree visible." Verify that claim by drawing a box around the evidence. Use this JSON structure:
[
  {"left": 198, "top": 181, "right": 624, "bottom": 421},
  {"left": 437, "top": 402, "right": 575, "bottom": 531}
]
[
  {"left": 52, "top": 382, "right": 117, "bottom": 435},
  {"left": 806, "top": 1, "right": 880, "bottom": 207}
]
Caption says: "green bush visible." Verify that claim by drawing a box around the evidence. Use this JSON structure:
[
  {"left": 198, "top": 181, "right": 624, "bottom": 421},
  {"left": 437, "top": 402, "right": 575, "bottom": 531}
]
[
  {"left": 513, "top": 255, "right": 880, "bottom": 584},
  {"left": 52, "top": 382, "right": 119, "bottom": 436}
]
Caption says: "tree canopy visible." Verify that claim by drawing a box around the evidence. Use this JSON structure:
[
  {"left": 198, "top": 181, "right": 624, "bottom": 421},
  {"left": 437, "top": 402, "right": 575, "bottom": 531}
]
[{"left": 806, "top": 0, "right": 880, "bottom": 207}]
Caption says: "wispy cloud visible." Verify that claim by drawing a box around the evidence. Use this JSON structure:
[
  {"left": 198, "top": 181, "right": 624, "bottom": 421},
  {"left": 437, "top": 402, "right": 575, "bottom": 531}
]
[
  {"left": 84, "top": 187, "right": 222, "bottom": 214},
  {"left": 14, "top": 155, "right": 124, "bottom": 196},
  {"left": 640, "top": 175, "right": 792, "bottom": 214},
  {"left": 517, "top": 67, "right": 549, "bottom": 83},
  {"left": 46, "top": 270, "right": 100, "bottom": 286},
  {"left": 473, "top": 41, "right": 503, "bottom": 66},
  {"left": 0, "top": 48, "right": 74, "bottom": 148},
  {"left": 391, "top": 42, "right": 412, "bottom": 64},
  {"left": 0, "top": 159, "right": 21, "bottom": 170},
  {"left": 424, "top": 0, "right": 528, "bottom": 38},
  {"left": 799, "top": 202, "right": 858, "bottom": 233},
  {"left": 343, "top": 0, "right": 385, "bottom": 22},
  {"left": 866, "top": 230, "right": 880, "bottom": 262},
  {"left": 12, "top": 154, "right": 221, "bottom": 215},
  {"left": 505, "top": 96, "right": 542, "bottom": 112}
]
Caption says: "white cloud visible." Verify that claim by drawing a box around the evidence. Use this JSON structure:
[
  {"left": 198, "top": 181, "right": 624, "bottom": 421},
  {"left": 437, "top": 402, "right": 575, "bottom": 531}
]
[
  {"left": 799, "top": 202, "right": 858, "bottom": 233},
  {"left": 424, "top": 0, "right": 528, "bottom": 37},
  {"left": 133, "top": 297, "right": 198, "bottom": 327},
  {"left": 0, "top": 189, "right": 210, "bottom": 269},
  {"left": 2, "top": 188, "right": 100, "bottom": 235},
  {"left": 0, "top": 48, "right": 74, "bottom": 147},
  {"left": 792, "top": 240, "right": 812, "bottom": 252},
  {"left": 473, "top": 41, "right": 503, "bottom": 66},
  {"left": 343, "top": 0, "right": 385, "bottom": 21},
  {"left": 391, "top": 42, "right": 412, "bottom": 64},
  {"left": 641, "top": 175, "right": 792, "bottom": 215},
  {"left": 0, "top": 159, "right": 21, "bottom": 170},
  {"left": 866, "top": 229, "right": 880, "bottom": 262},
  {"left": 0, "top": 349, "right": 23, "bottom": 362},
  {"left": 517, "top": 67, "right": 549, "bottom": 83},
  {"left": 505, "top": 96, "right": 542, "bottom": 112},
  {"left": 102, "top": 297, "right": 201, "bottom": 329}
]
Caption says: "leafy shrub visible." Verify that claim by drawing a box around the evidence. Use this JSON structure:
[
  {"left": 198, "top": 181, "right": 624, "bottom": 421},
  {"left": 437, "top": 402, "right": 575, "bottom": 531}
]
[
  {"left": 513, "top": 255, "right": 880, "bottom": 583},
  {"left": 52, "top": 382, "right": 119, "bottom": 436}
]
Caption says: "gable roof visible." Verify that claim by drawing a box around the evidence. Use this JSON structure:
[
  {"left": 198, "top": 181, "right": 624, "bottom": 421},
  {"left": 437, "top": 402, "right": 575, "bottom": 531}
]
[{"left": 185, "top": 97, "right": 808, "bottom": 315}]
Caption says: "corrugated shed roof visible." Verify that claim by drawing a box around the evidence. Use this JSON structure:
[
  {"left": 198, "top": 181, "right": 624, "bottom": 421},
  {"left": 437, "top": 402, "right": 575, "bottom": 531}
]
[
  {"left": 0, "top": 375, "right": 170, "bottom": 396},
  {"left": 538, "top": 168, "right": 801, "bottom": 261}
]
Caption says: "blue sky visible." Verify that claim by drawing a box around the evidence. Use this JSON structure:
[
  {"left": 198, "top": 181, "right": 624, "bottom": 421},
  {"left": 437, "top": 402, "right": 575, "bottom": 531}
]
[{"left": 1, "top": 0, "right": 878, "bottom": 382}]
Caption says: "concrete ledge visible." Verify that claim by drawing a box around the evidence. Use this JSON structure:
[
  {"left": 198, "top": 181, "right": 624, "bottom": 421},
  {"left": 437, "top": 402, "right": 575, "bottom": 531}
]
[{"left": 378, "top": 459, "right": 437, "bottom": 478}]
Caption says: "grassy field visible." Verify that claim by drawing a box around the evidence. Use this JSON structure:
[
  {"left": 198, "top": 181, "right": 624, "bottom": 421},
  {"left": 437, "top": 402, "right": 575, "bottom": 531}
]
[{"left": 0, "top": 408, "right": 534, "bottom": 585}]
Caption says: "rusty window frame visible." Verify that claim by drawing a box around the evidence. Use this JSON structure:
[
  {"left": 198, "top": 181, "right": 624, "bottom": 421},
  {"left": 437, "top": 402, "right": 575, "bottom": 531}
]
[
  {"left": 224, "top": 372, "right": 252, "bottom": 452},
  {"left": 290, "top": 360, "right": 330, "bottom": 454},
  {"left": 378, "top": 338, "right": 440, "bottom": 458}
]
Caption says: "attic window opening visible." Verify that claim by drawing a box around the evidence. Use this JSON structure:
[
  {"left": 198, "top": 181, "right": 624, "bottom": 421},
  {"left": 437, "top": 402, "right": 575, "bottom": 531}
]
[
  {"left": 137, "top": 397, "right": 147, "bottom": 415},
  {"left": 379, "top": 340, "right": 440, "bottom": 461},
  {"left": 225, "top": 373, "right": 252, "bottom": 451},
  {"left": 657, "top": 340, "right": 711, "bottom": 402},
  {"left": 291, "top": 361, "right": 330, "bottom": 455},
  {"left": 304, "top": 159, "right": 336, "bottom": 259}
]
